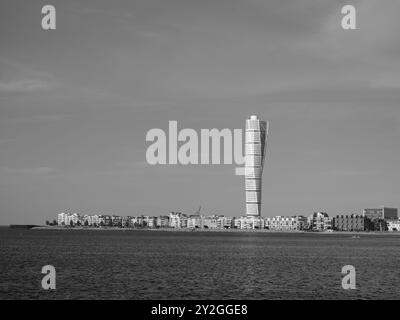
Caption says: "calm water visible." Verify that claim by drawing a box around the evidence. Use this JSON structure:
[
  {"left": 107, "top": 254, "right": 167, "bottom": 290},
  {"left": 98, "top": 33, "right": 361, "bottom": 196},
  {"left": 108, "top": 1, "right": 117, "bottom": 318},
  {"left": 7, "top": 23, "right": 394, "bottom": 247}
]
[{"left": 1, "top": 228, "right": 400, "bottom": 299}]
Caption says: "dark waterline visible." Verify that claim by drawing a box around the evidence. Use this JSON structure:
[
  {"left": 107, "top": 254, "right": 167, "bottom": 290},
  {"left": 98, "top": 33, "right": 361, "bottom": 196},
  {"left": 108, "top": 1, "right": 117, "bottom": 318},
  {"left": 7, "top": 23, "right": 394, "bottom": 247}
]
[{"left": 1, "top": 228, "right": 399, "bottom": 299}]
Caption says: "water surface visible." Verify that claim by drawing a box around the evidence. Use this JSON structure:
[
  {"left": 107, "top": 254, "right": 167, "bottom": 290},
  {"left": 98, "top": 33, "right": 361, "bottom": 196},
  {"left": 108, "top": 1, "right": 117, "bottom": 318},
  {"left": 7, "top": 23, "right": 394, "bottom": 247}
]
[{"left": 1, "top": 228, "right": 399, "bottom": 299}]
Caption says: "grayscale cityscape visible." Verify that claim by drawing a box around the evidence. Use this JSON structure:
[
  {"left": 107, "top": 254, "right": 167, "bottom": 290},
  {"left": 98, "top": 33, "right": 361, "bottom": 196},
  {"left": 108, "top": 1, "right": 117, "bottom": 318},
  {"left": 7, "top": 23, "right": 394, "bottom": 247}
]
[{"left": 1, "top": 0, "right": 400, "bottom": 304}]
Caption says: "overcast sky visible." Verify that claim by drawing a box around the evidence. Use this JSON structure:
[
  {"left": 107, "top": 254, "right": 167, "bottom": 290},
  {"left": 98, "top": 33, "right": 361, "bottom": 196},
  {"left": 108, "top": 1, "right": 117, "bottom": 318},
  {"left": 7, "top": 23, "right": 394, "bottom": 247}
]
[{"left": 1, "top": 0, "right": 399, "bottom": 224}]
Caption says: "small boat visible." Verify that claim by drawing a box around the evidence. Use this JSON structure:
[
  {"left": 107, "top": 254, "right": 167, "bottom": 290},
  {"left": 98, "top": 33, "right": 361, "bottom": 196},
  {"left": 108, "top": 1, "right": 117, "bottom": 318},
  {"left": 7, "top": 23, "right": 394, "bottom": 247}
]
[{"left": 351, "top": 235, "right": 360, "bottom": 239}]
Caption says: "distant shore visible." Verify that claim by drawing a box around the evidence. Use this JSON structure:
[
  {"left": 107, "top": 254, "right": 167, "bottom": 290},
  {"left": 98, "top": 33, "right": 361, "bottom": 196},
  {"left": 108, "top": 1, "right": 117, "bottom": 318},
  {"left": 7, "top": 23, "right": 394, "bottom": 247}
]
[
  {"left": 32, "top": 226, "right": 299, "bottom": 232},
  {"left": 27, "top": 226, "right": 400, "bottom": 235}
]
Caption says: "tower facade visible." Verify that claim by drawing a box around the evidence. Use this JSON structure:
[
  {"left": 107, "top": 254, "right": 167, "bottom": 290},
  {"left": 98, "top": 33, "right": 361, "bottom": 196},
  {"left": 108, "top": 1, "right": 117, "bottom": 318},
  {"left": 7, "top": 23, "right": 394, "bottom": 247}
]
[{"left": 245, "top": 115, "right": 268, "bottom": 217}]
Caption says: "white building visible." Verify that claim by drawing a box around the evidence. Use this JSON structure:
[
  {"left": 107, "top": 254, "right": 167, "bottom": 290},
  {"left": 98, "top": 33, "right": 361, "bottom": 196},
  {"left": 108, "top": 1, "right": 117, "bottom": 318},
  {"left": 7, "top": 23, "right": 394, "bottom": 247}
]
[
  {"left": 387, "top": 219, "right": 400, "bottom": 231},
  {"left": 57, "top": 212, "right": 68, "bottom": 225},
  {"left": 68, "top": 213, "right": 80, "bottom": 225},
  {"left": 57, "top": 212, "right": 80, "bottom": 226},
  {"left": 308, "top": 212, "right": 332, "bottom": 231},
  {"left": 88, "top": 214, "right": 101, "bottom": 226},
  {"left": 147, "top": 217, "right": 156, "bottom": 228},
  {"left": 245, "top": 115, "right": 269, "bottom": 217},
  {"left": 169, "top": 212, "right": 187, "bottom": 228},
  {"left": 235, "top": 216, "right": 264, "bottom": 229},
  {"left": 203, "top": 215, "right": 219, "bottom": 229},
  {"left": 156, "top": 216, "right": 170, "bottom": 228},
  {"left": 187, "top": 215, "right": 203, "bottom": 229},
  {"left": 217, "top": 216, "right": 234, "bottom": 229},
  {"left": 265, "top": 216, "right": 296, "bottom": 231}
]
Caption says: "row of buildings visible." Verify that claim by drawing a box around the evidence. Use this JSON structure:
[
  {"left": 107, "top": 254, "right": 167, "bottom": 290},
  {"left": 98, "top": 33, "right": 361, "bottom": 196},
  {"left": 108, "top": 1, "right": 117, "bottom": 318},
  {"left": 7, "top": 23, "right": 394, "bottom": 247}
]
[{"left": 55, "top": 207, "right": 398, "bottom": 232}]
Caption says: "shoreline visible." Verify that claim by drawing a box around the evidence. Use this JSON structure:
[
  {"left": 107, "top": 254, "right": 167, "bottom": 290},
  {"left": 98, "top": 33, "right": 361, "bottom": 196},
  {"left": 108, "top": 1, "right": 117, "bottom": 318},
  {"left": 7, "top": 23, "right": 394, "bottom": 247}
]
[{"left": 28, "top": 226, "right": 400, "bottom": 235}]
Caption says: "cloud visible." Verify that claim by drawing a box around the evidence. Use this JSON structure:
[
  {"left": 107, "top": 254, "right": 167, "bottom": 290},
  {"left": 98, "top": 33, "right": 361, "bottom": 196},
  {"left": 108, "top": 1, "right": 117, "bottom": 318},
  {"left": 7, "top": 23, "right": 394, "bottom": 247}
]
[
  {"left": 0, "top": 79, "right": 53, "bottom": 93},
  {"left": 319, "top": 170, "right": 380, "bottom": 177},
  {"left": 0, "top": 167, "right": 57, "bottom": 175},
  {"left": 9, "top": 114, "right": 70, "bottom": 124},
  {"left": 0, "top": 57, "right": 56, "bottom": 93},
  {"left": 76, "top": 7, "right": 135, "bottom": 20},
  {"left": 115, "top": 161, "right": 150, "bottom": 169},
  {"left": 369, "top": 74, "right": 400, "bottom": 89}
]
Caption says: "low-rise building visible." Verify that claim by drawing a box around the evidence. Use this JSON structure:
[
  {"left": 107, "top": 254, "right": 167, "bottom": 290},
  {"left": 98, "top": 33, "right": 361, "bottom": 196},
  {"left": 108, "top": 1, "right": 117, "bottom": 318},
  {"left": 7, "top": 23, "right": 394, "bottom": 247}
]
[
  {"left": 264, "top": 215, "right": 308, "bottom": 231},
  {"left": 131, "top": 215, "right": 147, "bottom": 227},
  {"left": 68, "top": 213, "right": 80, "bottom": 226},
  {"left": 203, "top": 215, "right": 219, "bottom": 229},
  {"left": 169, "top": 212, "right": 188, "bottom": 228},
  {"left": 234, "top": 216, "right": 264, "bottom": 229},
  {"left": 121, "top": 216, "right": 132, "bottom": 227},
  {"left": 83, "top": 214, "right": 98, "bottom": 226},
  {"left": 363, "top": 207, "right": 398, "bottom": 220},
  {"left": 57, "top": 212, "right": 81, "bottom": 226},
  {"left": 187, "top": 215, "right": 203, "bottom": 229},
  {"left": 217, "top": 216, "right": 234, "bottom": 229},
  {"left": 308, "top": 212, "right": 332, "bottom": 231},
  {"left": 265, "top": 216, "right": 297, "bottom": 231},
  {"left": 333, "top": 214, "right": 367, "bottom": 231},
  {"left": 146, "top": 216, "right": 157, "bottom": 228},
  {"left": 103, "top": 215, "right": 112, "bottom": 226},
  {"left": 387, "top": 219, "right": 400, "bottom": 231},
  {"left": 57, "top": 212, "right": 68, "bottom": 225},
  {"left": 90, "top": 214, "right": 102, "bottom": 226},
  {"left": 295, "top": 215, "right": 309, "bottom": 230},
  {"left": 111, "top": 215, "right": 123, "bottom": 227},
  {"left": 156, "top": 216, "right": 170, "bottom": 228}
]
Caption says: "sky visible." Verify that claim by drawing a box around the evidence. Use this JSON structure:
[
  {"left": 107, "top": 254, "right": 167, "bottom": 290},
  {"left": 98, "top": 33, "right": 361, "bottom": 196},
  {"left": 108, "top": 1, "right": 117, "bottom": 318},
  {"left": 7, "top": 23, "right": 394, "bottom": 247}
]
[{"left": 0, "top": 0, "right": 399, "bottom": 224}]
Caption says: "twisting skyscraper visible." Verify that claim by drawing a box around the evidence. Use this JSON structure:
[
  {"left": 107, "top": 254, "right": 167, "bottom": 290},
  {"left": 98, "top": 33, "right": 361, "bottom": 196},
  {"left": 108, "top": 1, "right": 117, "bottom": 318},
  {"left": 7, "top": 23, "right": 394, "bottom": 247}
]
[{"left": 245, "top": 115, "right": 268, "bottom": 217}]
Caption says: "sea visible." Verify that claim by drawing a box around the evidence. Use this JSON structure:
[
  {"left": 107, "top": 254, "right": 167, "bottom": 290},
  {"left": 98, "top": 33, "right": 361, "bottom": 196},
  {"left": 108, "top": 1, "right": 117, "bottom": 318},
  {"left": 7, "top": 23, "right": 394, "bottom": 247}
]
[{"left": 1, "top": 227, "right": 399, "bottom": 300}]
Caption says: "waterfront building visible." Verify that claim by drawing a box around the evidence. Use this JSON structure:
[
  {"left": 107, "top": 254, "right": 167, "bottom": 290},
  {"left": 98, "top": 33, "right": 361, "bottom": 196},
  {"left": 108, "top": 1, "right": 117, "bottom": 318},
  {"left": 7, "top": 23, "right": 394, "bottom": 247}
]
[
  {"left": 169, "top": 212, "right": 179, "bottom": 228},
  {"left": 295, "top": 215, "right": 309, "bottom": 230},
  {"left": 363, "top": 207, "right": 398, "bottom": 221},
  {"left": 67, "top": 213, "right": 80, "bottom": 226},
  {"left": 264, "top": 215, "right": 308, "bottom": 231},
  {"left": 59, "top": 213, "right": 103, "bottom": 226},
  {"left": 146, "top": 216, "right": 156, "bottom": 228},
  {"left": 169, "top": 212, "right": 188, "bottom": 228},
  {"left": 103, "top": 215, "right": 112, "bottom": 226},
  {"left": 333, "top": 214, "right": 367, "bottom": 231},
  {"left": 387, "top": 219, "right": 400, "bottom": 231},
  {"left": 323, "top": 216, "right": 333, "bottom": 231},
  {"left": 244, "top": 115, "right": 268, "bottom": 217},
  {"left": 142, "top": 216, "right": 150, "bottom": 227},
  {"left": 265, "top": 216, "right": 297, "bottom": 231},
  {"left": 234, "top": 217, "right": 242, "bottom": 229},
  {"left": 98, "top": 215, "right": 105, "bottom": 226},
  {"left": 156, "top": 216, "right": 170, "bottom": 228},
  {"left": 92, "top": 214, "right": 101, "bottom": 226},
  {"left": 235, "top": 216, "right": 264, "bottom": 229},
  {"left": 83, "top": 214, "right": 100, "bottom": 226},
  {"left": 56, "top": 212, "right": 80, "bottom": 226},
  {"left": 129, "top": 217, "right": 137, "bottom": 228},
  {"left": 131, "top": 215, "right": 147, "bottom": 227},
  {"left": 203, "top": 215, "right": 219, "bottom": 229},
  {"left": 187, "top": 215, "right": 203, "bottom": 229},
  {"left": 82, "top": 214, "right": 90, "bottom": 225},
  {"left": 169, "top": 212, "right": 180, "bottom": 228},
  {"left": 57, "top": 212, "right": 68, "bottom": 225},
  {"left": 111, "top": 215, "right": 123, "bottom": 227},
  {"left": 308, "top": 212, "right": 332, "bottom": 231},
  {"left": 217, "top": 216, "right": 234, "bottom": 229},
  {"left": 180, "top": 214, "right": 188, "bottom": 228},
  {"left": 122, "top": 216, "right": 133, "bottom": 227}
]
